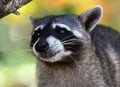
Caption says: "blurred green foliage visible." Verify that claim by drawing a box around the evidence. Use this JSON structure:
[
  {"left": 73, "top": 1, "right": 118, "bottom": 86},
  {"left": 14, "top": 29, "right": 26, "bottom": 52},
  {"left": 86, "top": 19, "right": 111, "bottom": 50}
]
[{"left": 0, "top": 0, "right": 120, "bottom": 87}]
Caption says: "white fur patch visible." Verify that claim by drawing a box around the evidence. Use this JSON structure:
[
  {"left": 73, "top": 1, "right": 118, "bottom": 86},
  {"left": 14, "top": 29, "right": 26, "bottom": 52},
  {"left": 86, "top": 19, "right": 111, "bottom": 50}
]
[
  {"left": 35, "top": 25, "right": 44, "bottom": 31},
  {"left": 73, "top": 30, "right": 83, "bottom": 38},
  {"left": 52, "top": 23, "right": 71, "bottom": 31},
  {"left": 32, "top": 39, "right": 40, "bottom": 57},
  {"left": 46, "top": 36, "right": 72, "bottom": 62},
  {"left": 47, "top": 36, "right": 64, "bottom": 52}
]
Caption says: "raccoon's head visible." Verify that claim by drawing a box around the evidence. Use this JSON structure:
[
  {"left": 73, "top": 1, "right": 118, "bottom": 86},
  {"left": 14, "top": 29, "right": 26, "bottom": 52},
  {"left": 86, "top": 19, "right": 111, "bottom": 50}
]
[{"left": 29, "top": 6, "right": 102, "bottom": 63}]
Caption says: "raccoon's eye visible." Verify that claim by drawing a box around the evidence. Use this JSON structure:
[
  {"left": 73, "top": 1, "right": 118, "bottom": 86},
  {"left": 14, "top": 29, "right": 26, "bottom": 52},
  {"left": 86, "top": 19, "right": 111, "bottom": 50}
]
[{"left": 55, "top": 26, "right": 67, "bottom": 34}]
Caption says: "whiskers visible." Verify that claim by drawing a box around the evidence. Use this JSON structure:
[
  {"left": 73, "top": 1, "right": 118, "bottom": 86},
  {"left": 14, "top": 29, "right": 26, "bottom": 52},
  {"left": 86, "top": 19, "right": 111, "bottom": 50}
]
[
  {"left": 61, "top": 35, "right": 82, "bottom": 46},
  {"left": 62, "top": 39, "right": 81, "bottom": 45},
  {"left": 61, "top": 35, "right": 76, "bottom": 41}
]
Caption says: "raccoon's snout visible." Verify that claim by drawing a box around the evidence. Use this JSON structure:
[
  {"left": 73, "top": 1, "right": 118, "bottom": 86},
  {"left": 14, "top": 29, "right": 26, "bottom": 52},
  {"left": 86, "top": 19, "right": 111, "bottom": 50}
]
[
  {"left": 32, "top": 36, "right": 72, "bottom": 62},
  {"left": 35, "top": 40, "right": 49, "bottom": 52}
]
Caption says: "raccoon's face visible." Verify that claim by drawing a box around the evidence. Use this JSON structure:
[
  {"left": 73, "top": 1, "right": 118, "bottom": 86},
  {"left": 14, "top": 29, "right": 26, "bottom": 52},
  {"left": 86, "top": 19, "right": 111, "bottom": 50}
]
[{"left": 29, "top": 6, "right": 102, "bottom": 62}]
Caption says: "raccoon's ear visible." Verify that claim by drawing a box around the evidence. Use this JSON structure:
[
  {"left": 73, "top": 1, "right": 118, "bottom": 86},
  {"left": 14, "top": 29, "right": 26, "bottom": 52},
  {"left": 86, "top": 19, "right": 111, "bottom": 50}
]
[
  {"left": 29, "top": 16, "right": 37, "bottom": 26},
  {"left": 79, "top": 6, "right": 103, "bottom": 32}
]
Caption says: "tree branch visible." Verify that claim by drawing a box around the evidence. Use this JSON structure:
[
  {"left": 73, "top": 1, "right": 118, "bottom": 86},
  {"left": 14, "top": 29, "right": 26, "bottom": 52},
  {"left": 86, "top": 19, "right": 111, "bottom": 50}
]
[{"left": 0, "top": 0, "right": 32, "bottom": 19}]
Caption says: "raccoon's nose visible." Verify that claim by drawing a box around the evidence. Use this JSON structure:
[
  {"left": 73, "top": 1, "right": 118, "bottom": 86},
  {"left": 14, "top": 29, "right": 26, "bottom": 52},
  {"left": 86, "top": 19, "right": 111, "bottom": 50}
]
[{"left": 35, "top": 41, "right": 49, "bottom": 52}]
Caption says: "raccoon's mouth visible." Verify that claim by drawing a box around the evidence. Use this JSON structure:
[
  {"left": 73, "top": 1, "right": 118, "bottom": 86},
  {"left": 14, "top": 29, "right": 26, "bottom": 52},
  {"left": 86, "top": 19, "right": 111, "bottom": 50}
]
[
  {"left": 33, "top": 48, "right": 72, "bottom": 62},
  {"left": 39, "top": 51, "right": 60, "bottom": 59}
]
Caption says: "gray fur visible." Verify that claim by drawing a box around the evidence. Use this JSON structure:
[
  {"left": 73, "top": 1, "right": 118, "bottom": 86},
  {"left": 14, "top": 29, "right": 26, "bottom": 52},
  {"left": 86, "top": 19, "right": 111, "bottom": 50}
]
[{"left": 30, "top": 6, "right": 120, "bottom": 87}]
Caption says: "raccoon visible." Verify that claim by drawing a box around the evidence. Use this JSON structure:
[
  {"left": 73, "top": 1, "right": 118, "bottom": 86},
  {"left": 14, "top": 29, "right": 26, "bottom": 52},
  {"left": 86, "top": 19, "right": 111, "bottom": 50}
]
[{"left": 29, "top": 6, "right": 120, "bottom": 87}]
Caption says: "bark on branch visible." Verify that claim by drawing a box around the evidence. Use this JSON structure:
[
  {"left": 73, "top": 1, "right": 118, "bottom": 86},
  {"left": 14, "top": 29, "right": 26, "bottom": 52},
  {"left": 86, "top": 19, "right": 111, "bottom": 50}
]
[{"left": 0, "top": 0, "right": 32, "bottom": 19}]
